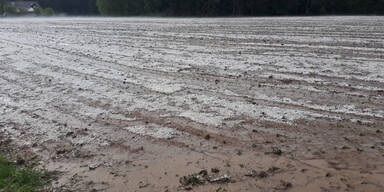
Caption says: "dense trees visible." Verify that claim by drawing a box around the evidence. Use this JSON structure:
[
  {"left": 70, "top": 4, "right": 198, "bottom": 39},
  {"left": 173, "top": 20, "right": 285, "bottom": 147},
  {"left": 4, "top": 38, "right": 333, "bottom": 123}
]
[
  {"left": 0, "top": 0, "right": 5, "bottom": 14},
  {"left": 36, "top": 0, "right": 98, "bottom": 15},
  {"left": 95, "top": 0, "right": 384, "bottom": 16},
  {"left": 5, "top": 0, "right": 382, "bottom": 16}
]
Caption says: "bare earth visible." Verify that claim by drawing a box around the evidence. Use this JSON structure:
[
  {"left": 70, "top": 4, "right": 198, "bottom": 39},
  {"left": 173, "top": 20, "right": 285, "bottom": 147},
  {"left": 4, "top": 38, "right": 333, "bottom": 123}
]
[{"left": 1, "top": 16, "right": 384, "bottom": 192}]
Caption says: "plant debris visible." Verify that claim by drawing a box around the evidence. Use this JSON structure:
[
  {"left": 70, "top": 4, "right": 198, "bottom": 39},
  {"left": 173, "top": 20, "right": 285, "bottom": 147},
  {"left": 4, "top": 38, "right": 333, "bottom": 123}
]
[
  {"left": 180, "top": 170, "right": 231, "bottom": 186},
  {"left": 209, "top": 174, "right": 231, "bottom": 183},
  {"left": 245, "top": 170, "right": 268, "bottom": 178},
  {"left": 179, "top": 170, "right": 208, "bottom": 186},
  {"left": 211, "top": 167, "right": 220, "bottom": 173},
  {"left": 265, "top": 147, "right": 283, "bottom": 155}
]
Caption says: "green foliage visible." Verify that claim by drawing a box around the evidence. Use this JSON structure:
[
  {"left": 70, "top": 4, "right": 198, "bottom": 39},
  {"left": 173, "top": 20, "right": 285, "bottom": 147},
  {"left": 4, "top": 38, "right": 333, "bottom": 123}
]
[
  {"left": 96, "top": 0, "right": 112, "bottom": 15},
  {"left": 3, "top": 4, "right": 17, "bottom": 14},
  {"left": 41, "top": 7, "right": 55, "bottom": 16},
  {"left": 34, "top": 7, "right": 41, "bottom": 15},
  {"left": 0, "top": 156, "right": 47, "bottom": 192},
  {"left": 37, "top": 0, "right": 98, "bottom": 15},
  {"left": 18, "top": 8, "right": 29, "bottom": 15},
  {"left": 96, "top": 0, "right": 105, "bottom": 15},
  {"left": 93, "top": 0, "right": 384, "bottom": 16},
  {"left": 29, "top": 0, "right": 384, "bottom": 16},
  {"left": 32, "top": 7, "right": 55, "bottom": 16},
  {"left": 0, "top": 0, "right": 5, "bottom": 14}
]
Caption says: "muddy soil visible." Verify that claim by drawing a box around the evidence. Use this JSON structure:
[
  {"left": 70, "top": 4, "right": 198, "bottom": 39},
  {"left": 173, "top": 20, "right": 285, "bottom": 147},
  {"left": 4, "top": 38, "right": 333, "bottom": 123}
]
[{"left": 1, "top": 16, "right": 384, "bottom": 192}]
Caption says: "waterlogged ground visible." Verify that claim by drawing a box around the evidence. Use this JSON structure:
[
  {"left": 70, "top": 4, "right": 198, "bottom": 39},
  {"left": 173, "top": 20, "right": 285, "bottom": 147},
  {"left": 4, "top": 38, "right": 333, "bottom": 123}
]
[{"left": 1, "top": 17, "right": 384, "bottom": 191}]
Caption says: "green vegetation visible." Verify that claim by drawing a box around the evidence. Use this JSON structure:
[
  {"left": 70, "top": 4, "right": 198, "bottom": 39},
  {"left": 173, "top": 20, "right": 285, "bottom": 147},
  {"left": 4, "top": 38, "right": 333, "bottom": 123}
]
[
  {"left": 0, "top": 0, "right": 5, "bottom": 14},
  {"left": 33, "top": 0, "right": 384, "bottom": 16},
  {"left": 2, "top": 4, "right": 30, "bottom": 16},
  {"left": 33, "top": 7, "right": 55, "bottom": 16},
  {"left": 1, "top": 0, "right": 55, "bottom": 16},
  {"left": 0, "top": 156, "right": 48, "bottom": 192},
  {"left": 3, "top": 4, "right": 17, "bottom": 15},
  {"left": 37, "top": 0, "right": 98, "bottom": 15},
  {"left": 41, "top": 8, "right": 55, "bottom": 16},
  {"left": 272, "top": 147, "right": 283, "bottom": 155},
  {"left": 34, "top": 7, "right": 41, "bottom": 15},
  {"left": 93, "top": 0, "right": 384, "bottom": 16}
]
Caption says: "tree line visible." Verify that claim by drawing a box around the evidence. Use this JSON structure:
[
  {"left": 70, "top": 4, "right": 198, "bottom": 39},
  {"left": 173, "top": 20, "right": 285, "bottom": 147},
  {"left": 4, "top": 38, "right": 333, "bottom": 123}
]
[
  {"left": 95, "top": 0, "right": 384, "bottom": 16},
  {"left": 2, "top": 0, "right": 384, "bottom": 16},
  {"left": 36, "top": 0, "right": 98, "bottom": 15},
  {"left": 0, "top": 0, "right": 54, "bottom": 15}
]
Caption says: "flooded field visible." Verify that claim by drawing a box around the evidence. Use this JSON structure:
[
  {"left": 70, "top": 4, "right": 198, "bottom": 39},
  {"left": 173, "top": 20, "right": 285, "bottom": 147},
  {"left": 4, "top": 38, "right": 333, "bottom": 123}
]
[{"left": 1, "top": 17, "right": 384, "bottom": 191}]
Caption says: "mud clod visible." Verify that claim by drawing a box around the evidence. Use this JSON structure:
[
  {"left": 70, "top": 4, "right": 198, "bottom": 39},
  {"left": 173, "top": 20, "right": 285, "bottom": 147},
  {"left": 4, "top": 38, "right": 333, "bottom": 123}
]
[
  {"left": 276, "top": 180, "right": 293, "bottom": 190},
  {"left": 267, "top": 166, "right": 280, "bottom": 173}
]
